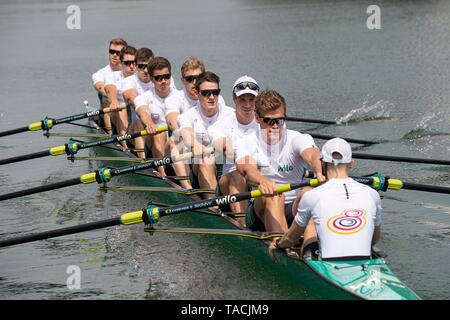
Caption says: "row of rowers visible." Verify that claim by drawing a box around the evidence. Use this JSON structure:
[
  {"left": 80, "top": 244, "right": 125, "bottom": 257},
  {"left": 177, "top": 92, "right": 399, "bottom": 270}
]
[{"left": 91, "top": 38, "right": 328, "bottom": 236}]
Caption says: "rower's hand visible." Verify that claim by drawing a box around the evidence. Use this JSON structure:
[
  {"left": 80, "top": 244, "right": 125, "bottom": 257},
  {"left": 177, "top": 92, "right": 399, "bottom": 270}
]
[
  {"left": 110, "top": 100, "right": 121, "bottom": 110},
  {"left": 316, "top": 171, "right": 326, "bottom": 184},
  {"left": 192, "top": 141, "right": 204, "bottom": 158},
  {"left": 145, "top": 122, "right": 159, "bottom": 135},
  {"left": 268, "top": 237, "right": 281, "bottom": 260},
  {"left": 258, "top": 177, "right": 278, "bottom": 196}
]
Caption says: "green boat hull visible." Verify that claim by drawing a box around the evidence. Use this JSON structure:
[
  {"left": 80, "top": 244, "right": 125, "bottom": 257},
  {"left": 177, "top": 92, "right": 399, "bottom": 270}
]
[{"left": 87, "top": 118, "right": 421, "bottom": 300}]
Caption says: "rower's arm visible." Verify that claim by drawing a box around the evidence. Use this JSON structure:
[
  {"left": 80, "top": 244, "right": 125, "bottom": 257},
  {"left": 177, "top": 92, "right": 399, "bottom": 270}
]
[
  {"left": 301, "top": 147, "right": 325, "bottom": 182},
  {"left": 166, "top": 112, "right": 180, "bottom": 132},
  {"left": 211, "top": 137, "right": 234, "bottom": 164},
  {"left": 179, "top": 127, "right": 196, "bottom": 149},
  {"left": 94, "top": 82, "right": 107, "bottom": 97},
  {"left": 105, "top": 84, "right": 120, "bottom": 108},
  {"left": 123, "top": 88, "right": 137, "bottom": 106},
  {"left": 236, "top": 156, "right": 262, "bottom": 184},
  {"left": 277, "top": 221, "right": 305, "bottom": 249},
  {"left": 136, "top": 105, "right": 158, "bottom": 133}
]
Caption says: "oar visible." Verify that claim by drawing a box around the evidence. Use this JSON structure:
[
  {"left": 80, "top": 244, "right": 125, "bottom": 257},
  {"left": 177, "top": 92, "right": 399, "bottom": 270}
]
[
  {"left": 353, "top": 174, "right": 450, "bottom": 195},
  {"left": 0, "top": 103, "right": 126, "bottom": 138},
  {"left": 144, "top": 227, "right": 283, "bottom": 240},
  {"left": 0, "top": 149, "right": 211, "bottom": 202},
  {"left": 305, "top": 132, "right": 380, "bottom": 145},
  {"left": 352, "top": 153, "right": 450, "bottom": 166},
  {"left": 0, "top": 181, "right": 316, "bottom": 248},
  {"left": 286, "top": 116, "right": 337, "bottom": 125},
  {"left": 0, "top": 126, "right": 168, "bottom": 166},
  {"left": 99, "top": 186, "right": 216, "bottom": 195}
]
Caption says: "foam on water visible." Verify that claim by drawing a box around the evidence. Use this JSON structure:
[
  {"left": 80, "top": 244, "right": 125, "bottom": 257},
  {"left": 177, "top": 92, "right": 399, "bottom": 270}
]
[{"left": 336, "top": 97, "right": 395, "bottom": 124}]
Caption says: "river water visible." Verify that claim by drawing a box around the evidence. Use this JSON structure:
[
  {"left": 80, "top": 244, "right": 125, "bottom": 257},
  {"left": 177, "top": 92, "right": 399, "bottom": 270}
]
[{"left": 0, "top": 0, "right": 449, "bottom": 300}]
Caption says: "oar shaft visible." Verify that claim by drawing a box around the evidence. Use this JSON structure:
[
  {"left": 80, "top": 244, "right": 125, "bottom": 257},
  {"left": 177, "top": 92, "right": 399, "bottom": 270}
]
[
  {"left": 401, "top": 182, "right": 450, "bottom": 194},
  {"left": 352, "top": 152, "right": 450, "bottom": 166},
  {"left": 286, "top": 116, "right": 337, "bottom": 125},
  {"left": 0, "top": 177, "right": 82, "bottom": 202},
  {"left": 0, "top": 126, "right": 30, "bottom": 138},
  {"left": 306, "top": 132, "right": 378, "bottom": 145},
  {"left": 0, "top": 217, "right": 121, "bottom": 248},
  {"left": 0, "top": 150, "right": 51, "bottom": 166}
]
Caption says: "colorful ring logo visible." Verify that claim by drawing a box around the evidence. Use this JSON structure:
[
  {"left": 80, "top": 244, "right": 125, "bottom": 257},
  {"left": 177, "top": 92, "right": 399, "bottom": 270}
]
[{"left": 327, "top": 208, "right": 367, "bottom": 235}]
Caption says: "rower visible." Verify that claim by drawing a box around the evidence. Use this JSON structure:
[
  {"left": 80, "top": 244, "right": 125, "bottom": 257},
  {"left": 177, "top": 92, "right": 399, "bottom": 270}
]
[
  {"left": 104, "top": 45, "right": 137, "bottom": 147},
  {"left": 207, "top": 75, "right": 260, "bottom": 213},
  {"left": 178, "top": 71, "right": 235, "bottom": 199},
  {"left": 134, "top": 57, "right": 181, "bottom": 176},
  {"left": 235, "top": 89, "right": 326, "bottom": 235},
  {"left": 122, "top": 47, "right": 154, "bottom": 158},
  {"left": 91, "top": 38, "right": 127, "bottom": 134},
  {"left": 269, "top": 138, "right": 382, "bottom": 261}
]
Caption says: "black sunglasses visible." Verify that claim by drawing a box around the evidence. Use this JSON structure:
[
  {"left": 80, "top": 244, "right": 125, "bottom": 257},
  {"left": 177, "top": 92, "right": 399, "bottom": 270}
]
[
  {"left": 153, "top": 73, "right": 171, "bottom": 82},
  {"left": 233, "top": 81, "right": 260, "bottom": 93},
  {"left": 260, "top": 116, "right": 286, "bottom": 126},
  {"left": 199, "top": 89, "right": 221, "bottom": 97},
  {"left": 109, "top": 49, "right": 121, "bottom": 56},
  {"left": 137, "top": 63, "right": 148, "bottom": 70},
  {"left": 122, "top": 60, "right": 136, "bottom": 67},
  {"left": 184, "top": 75, "right": 200, "bottom": 83}
]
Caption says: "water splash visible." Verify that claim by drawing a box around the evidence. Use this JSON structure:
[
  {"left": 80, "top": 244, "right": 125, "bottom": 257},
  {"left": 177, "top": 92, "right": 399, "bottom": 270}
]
[
  {"left": 402, "top": 112, "right": 450, "bottom": 140},
  {"left": 336, "top": 98, "right": 395, "bottom": 124}
]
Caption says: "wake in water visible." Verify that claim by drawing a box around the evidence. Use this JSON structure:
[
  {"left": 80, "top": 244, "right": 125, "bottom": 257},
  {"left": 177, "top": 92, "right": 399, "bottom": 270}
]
[
  {"left": 402, "top": 112, "right": 450, "bottom": 140},
  {"left": 336, "top": 98, "right": 395, "bottom": 124}
]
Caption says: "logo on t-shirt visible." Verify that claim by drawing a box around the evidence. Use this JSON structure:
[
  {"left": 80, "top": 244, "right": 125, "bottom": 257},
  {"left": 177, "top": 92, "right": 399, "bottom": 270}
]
[
  {"left": 327, "top": 208, "right": 367, "bottom": 235},
  {"left": 277, "top": 164, "right": 293, "bottom": 173}
]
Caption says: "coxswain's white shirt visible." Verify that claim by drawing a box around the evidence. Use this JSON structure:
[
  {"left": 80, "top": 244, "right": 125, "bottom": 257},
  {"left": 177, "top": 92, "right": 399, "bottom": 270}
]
[
  {"left": 295, "top": 178, "right": 382, "bottom": 259},
  {"left": 134, "top": 87, "right": 182, "bottom": 126},
  {"left": 178, "top": 104, "right": 235, "bottom": 146},
  {"left": 235, "top": 128, "right": 317, "bottom": 203},
  {"left": 208, "top": 114, "right": 258, "bottom": 175}
]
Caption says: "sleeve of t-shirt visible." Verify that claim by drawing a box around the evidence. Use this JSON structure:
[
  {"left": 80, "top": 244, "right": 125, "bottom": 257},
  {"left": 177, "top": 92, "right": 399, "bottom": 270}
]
[
  {"left": 165, "top": 93, "right": 183, "bottom": 116},
  {"left": 234, "top": 137, "right": 253, "bottom": 162},
  {"left": 134, "top": 93, "right": 148, "bottom": 111},
  {"left": 294, "top": 192, "right": 314, "bottom": 227},
  {"left": 292, "top": 133, "right": 317, "bottom": 155},
  {"left": 122, "top": 75, "right": 136, "bottom": 92},
  {"left": 104, "top": 71, "right": 118, "bottom": 87},
  {"left": 177, "top": 111, "right": 192, "bottom": 130},
  {"left": 92, "top": 68, "right": 105, "bottom": 86}
]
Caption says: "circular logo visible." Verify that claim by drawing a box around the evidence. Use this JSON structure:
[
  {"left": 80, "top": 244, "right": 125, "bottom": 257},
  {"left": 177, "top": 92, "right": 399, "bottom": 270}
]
[{"left": 327, "top": 208, "right": 367, "bottom": 235}]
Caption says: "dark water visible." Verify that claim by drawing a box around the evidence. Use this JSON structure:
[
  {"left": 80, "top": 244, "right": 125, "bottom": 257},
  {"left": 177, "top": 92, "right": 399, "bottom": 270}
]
[{"left": 0, "top": 0, "right": 449, "bottom": 300}]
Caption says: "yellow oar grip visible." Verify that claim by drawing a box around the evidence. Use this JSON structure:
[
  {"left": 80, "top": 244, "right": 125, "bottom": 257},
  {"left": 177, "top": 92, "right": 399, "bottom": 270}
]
[
  {"left": 387, "top": 178, "right": 403, "bottom": 190},
  {"left": 250, "top": 183, "right": 293, "bottom": 198},
  {"left": 309, "top": 179, "right": 320, "bottom": 187},
  {"left": 28, "top": 121, "right": 43, "bottom": 131},
  {"left": 49, "top": 145, "right": 66, "bottom": 156},
  {"left": 121, "top": 210, "right": 144, "bottom": 225},
  {"left": 80, "top": 172, "right": 98, "bottom": 184},
  {"left": 157, "top": 125, "right": 169, "bottom": 133}
]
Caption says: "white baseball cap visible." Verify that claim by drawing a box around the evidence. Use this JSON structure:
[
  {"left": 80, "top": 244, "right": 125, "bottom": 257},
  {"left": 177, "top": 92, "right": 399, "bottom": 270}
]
[
  {"left": 233, "top": 75, "right": 259, "bottom": 97},
  {"left": 321, "top": 138, "right": 352, "bottom": 165}
]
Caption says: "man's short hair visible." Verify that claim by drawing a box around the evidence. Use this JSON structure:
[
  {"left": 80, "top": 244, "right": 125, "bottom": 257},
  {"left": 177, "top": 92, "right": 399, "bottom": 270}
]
[
  {"left": 109, "top": 38, "right": 127, "bottom": 48},
  {"left": 135, "top": 48, "right": 154, "bottom": 62},
  {"left": 195, "top": 71, "right": 220, "bottom": 91},
  {"left": 119, "top": 46, "right": 137, "bottom": 61},
  {"left": 181, "top": 57, "right": 205, "bottom": 77},
  {"left": 255, "top": 89, "right": 286, "bottom": 116},
  {"left": 147, "top": 57, "right": 171, "bottom": 76}
]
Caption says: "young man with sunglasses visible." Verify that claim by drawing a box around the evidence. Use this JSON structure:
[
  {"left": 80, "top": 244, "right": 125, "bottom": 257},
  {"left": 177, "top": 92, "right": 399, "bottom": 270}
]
[
  {"left": 134, "top": 57, "right": 182, "bottom": 177},
  {"left": 104, "top": 46, "right": 137, "bottom": 147},
  {"left": 207, "top": 75, "right": 260, "bottom": 213},
  {"left": 178, "top": 71, "right": 235, "bottom": 199},
  {"left": 235, "top": 89, "right": 326, "bottom": 239},
  {"left": 268, "top": 138, "right": 382, "bottom": 262},
  {"left": 92, "top": 38, "right": 127, "bottom": 134},
  {"left": 121, "top": 47, "right": 155, "bottom": 158}
]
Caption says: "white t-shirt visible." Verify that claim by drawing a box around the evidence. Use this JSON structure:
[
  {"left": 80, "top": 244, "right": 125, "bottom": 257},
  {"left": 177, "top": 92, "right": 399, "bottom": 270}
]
[
  {"left": 178, "top": 104, "right": 235, "bottom": 146},
  {"left": 105, "top": 70, "right": 128, "bottom": 104},
  {"left": 92, "top": 64, "right": 115, "bottom": 104},
  {"left": 235, "top": 128, "right": 317, "bottom": 203},
  {"left": 134, "top": 87, "right": 182, "bottom": 127},
  {"left": 122, "top": 74, "right": 153, "bottom": 97},
  {"left": 208, "top": 114, "right": 258, "bottom": 175},
  {"left": 295, "top": 178, "right": 382, "bottom": 259}
]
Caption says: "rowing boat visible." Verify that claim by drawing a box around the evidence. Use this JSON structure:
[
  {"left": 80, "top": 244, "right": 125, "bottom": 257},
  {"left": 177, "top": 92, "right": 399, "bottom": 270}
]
[{"left": 86, "top": 112, "right": 421, "bottom": 300}]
